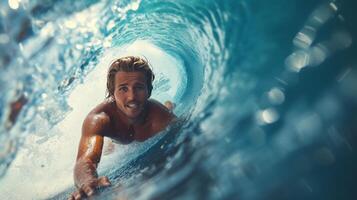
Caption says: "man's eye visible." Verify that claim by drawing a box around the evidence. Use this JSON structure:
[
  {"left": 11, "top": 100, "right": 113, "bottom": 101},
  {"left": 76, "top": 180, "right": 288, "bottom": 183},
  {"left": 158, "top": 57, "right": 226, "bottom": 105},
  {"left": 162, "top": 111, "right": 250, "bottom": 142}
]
[
  {"left": 135, "top": 86, "right": 144, "bottom": 90},
  {"left": 119, "top": 87, "right": 127, "bottom": 92}
]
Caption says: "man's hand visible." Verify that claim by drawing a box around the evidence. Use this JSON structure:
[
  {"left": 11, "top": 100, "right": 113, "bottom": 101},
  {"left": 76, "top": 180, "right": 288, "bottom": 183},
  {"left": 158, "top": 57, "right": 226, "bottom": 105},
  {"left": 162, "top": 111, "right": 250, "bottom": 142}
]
[
  {"left": 68, "top": 176, "right": 111, "bottom": 200},
  {"left": 164, "top": 101, "right": 175, "bottom": 112}
]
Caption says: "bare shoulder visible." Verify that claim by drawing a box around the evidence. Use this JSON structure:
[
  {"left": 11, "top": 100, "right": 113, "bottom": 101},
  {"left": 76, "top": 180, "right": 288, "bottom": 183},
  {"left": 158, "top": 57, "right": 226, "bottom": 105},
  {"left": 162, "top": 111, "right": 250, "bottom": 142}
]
[
  {"left": 149, "top": 99, "right": 171, "bottom": 111},
  {"left": 148, "top": 99, "right": 176, "bottom": 121},
  {"left": 82, "top": 100, "right": 113, "bottom": 136}
]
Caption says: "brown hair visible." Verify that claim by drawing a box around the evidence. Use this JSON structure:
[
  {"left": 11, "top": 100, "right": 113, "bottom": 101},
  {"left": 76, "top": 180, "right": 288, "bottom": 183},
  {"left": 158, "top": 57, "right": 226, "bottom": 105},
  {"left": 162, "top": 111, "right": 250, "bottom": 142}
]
[{"left": 106, "top": 56, "right": 155, "bottom": 98}]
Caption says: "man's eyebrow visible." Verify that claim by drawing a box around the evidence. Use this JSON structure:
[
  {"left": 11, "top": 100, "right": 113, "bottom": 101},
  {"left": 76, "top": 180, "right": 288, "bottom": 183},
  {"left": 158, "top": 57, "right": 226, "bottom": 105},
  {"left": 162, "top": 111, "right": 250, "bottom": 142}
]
[
  {"left": 118, "top": 83, "right": 128, "bottom": 87},
  {"left": 117, "top": 82, "right": 145, "bottom": 87}
]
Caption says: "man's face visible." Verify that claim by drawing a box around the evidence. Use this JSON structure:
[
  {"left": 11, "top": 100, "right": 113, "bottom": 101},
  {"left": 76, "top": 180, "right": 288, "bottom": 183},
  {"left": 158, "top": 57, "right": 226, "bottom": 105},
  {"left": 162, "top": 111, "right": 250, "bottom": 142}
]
[{"left": 113, "top": 71, "right": 149, "bottom": 121}]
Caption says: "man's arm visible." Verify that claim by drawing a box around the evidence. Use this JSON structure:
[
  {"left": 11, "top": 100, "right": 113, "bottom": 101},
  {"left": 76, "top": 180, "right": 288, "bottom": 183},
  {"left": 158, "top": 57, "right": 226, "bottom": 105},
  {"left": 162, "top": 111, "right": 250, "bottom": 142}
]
[{"left": 69, "top": 113, "right": 111, "bottom": 200}]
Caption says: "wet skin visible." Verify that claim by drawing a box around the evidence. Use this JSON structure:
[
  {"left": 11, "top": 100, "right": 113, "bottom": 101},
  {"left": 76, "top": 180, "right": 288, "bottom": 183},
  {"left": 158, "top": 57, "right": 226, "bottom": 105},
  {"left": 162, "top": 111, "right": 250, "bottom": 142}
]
[{"left": 69, "top": 72, "right": 175, "bottom": 200}]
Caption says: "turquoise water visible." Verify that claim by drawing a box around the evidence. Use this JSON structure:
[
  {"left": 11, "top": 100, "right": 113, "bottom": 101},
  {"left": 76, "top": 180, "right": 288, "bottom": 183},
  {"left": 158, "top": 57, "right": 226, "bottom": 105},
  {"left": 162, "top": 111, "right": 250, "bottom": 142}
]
[{"left": 0, "top": 0, "right": 357, "bottom": 199}]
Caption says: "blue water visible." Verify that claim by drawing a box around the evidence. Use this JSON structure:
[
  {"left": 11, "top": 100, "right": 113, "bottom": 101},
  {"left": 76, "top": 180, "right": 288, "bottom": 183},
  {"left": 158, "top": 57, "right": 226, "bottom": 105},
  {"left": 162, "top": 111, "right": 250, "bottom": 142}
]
[{"left": 1, "top": 0, "right": 357, "bottom": 199}]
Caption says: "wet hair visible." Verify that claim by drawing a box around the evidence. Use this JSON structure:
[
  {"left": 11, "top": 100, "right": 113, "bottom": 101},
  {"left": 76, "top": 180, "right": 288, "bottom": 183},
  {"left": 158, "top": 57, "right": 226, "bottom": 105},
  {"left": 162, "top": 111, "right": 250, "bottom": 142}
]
[{"left": 106, "top": 56, "right": 155, "bottom": 98}]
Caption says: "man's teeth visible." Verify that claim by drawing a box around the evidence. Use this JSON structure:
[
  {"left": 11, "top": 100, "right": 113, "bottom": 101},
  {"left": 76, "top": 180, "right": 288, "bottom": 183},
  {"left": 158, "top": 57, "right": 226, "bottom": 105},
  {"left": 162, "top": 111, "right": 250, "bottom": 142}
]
[{"left": 127, "top": 103, "right": 138, "bottom": 108}]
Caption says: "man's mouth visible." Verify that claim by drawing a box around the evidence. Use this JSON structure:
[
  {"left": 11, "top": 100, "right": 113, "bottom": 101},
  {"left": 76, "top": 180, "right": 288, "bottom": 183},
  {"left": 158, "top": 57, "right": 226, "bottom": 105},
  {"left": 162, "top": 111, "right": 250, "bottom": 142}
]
[{"left": 126, "top": 102, "right": 140, "bottom": 109}]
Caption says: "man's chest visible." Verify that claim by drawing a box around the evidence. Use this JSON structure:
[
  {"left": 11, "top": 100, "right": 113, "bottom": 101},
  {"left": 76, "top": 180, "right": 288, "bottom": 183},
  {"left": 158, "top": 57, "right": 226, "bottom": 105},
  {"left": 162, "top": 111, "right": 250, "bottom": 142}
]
[{"left": 108, "top": 120, "right": 158, "bottom": 143}]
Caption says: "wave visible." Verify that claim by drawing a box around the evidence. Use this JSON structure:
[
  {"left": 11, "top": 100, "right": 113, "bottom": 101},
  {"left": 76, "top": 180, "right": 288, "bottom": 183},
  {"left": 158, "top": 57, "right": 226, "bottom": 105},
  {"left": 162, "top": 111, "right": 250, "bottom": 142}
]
[{"left": 1, "top": 0, "right": 357, "bottom": 199}]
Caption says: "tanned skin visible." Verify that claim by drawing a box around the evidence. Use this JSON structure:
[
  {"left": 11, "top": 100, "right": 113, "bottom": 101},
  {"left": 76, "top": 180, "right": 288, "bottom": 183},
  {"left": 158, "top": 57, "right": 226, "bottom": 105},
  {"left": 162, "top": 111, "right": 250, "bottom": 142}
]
[{"left": 69, "top": 72, "right": 175, "bottom": 200}]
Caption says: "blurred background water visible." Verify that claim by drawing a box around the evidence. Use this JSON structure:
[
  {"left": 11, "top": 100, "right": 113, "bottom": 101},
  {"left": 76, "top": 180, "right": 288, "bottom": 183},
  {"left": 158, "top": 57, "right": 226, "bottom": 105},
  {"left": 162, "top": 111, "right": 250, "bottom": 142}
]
[{"left": 0, "top": 0, "right": 357, "bottom": 199}]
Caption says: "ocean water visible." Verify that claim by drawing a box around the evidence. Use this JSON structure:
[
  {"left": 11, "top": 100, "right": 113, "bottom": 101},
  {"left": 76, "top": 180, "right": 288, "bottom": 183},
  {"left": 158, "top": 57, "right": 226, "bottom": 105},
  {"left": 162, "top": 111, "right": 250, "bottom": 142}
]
[{"left": 0, "top": 0, "right": 357, "bottom": 199}]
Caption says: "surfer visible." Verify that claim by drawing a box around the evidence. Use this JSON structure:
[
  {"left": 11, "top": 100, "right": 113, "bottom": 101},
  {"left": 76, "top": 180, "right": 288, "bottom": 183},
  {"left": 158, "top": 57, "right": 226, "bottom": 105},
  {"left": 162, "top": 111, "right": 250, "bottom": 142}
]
[{"left": 68, "top": 56, "right": 176, "bottom": 200}]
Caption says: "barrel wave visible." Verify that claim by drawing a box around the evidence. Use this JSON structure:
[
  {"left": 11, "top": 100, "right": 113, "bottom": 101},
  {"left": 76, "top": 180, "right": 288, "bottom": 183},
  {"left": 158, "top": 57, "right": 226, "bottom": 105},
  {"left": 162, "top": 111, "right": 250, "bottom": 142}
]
[{"left": 0, "top": 0, "right": 357, "bottom": 199}]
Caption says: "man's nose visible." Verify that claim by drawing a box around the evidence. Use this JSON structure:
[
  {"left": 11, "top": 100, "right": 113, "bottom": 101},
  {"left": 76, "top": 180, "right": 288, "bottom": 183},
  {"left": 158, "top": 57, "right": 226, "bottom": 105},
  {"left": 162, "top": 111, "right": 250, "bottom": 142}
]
[{"left": 127, "top": 88, "right": 137, "bottom": 100}]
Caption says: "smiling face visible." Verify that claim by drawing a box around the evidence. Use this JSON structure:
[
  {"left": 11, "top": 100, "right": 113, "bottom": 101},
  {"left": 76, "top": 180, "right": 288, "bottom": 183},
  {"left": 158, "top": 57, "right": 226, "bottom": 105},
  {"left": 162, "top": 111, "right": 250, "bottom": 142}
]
[{"left": 113, "top": 71, "right": 149, "bottom": 121}]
